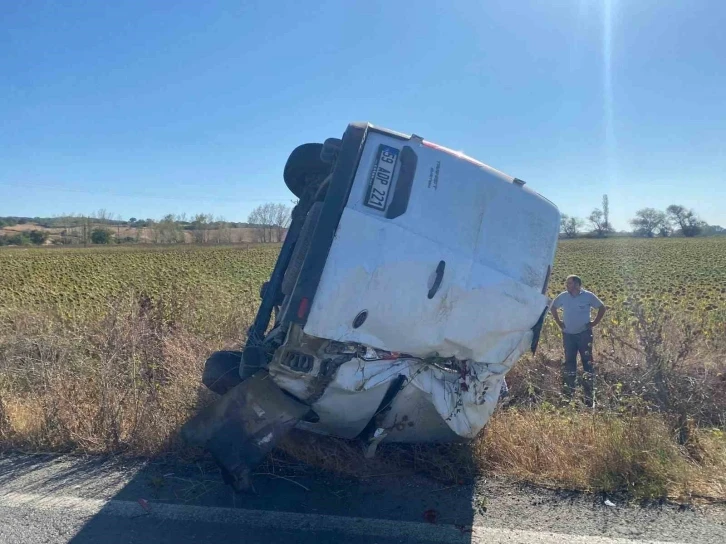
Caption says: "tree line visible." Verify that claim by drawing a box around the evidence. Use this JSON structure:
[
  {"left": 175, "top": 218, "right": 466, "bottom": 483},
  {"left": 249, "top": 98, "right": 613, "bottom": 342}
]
[
  {"left": 0, "top": 204, "right": 292, "bottom": 246},
  {"left": 560, "top": 195, "right": 720, "bottom": 239},
  {"left": 629, "top": 205, "right": 708, "bottom": 238},
  {"left": 560, "top": 194, "right": 614, "bottom": 238},
  {"left": 3, "top": 198, "right": 719, "bottom": 246},
  {"left": 0, "top": 230, "right": 50, "bottom": 247}
]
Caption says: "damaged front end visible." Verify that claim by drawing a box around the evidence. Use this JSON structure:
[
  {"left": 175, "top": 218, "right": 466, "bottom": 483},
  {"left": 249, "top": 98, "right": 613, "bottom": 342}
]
[
  {"left": 182, "top": 122, "right": 560, "bottom": 490},
  {"left": 183, "top": 326, "right": 519, "bottom": 490},
  {"left": 182, "top": 370, "right": 309, "bottom": 492}
]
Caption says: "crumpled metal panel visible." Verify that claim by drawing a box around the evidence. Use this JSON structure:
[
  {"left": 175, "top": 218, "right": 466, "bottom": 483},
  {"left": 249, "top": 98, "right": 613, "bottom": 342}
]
[
  {"left": 181, "top": 371, "right": 309, "bottom": 491},
  {"left": 273, "top": 331, "right": 531, "bottom": 443}
]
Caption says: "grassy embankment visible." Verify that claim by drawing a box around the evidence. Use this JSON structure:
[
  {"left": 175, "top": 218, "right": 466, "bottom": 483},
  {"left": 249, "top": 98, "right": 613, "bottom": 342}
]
[{"left": 1, "top": 239, "right": 724, "bottom": 501}]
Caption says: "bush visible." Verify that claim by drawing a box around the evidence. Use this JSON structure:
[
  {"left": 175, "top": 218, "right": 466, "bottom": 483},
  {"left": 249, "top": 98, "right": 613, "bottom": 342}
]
[
  {"left": 28, "top": 230, "right": 49, "bottom": 245},
  {"left": 0, "top": 233, "right": 29, "bottom": 246},
  {"left": 91, "top": 228, "right": 113, "bottom": 244}
]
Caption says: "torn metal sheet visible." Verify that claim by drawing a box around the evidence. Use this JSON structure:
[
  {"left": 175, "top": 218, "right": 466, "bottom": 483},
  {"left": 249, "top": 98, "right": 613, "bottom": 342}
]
[
  {"left": 181, "top": 371, "right": 309, "bottom": 491},
  {"left": 282, "top": 331, "right": 531, "bottom": 442}
]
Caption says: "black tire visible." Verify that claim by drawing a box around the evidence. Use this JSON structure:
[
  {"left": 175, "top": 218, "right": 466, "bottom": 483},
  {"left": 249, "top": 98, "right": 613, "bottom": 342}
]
[
  {"left": 202, "top": 350, "right": 244, "bottom": 395},
  {"left": 284, "top": 143, "right": 331, "bottom": 199},
  {"left": 320, "top": 138, "right": 342, "bottom": 164},
  {"left": 281, "top": 201, "right": 324, "bottom": 296}
]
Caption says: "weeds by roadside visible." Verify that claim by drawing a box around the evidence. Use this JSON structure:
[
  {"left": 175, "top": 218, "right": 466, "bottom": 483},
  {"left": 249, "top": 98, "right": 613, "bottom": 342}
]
[
  {"left": 0, "top": 294, "right": 221, "bottom": 454},
  {"left": 480, "top": 408, "right": 726, "bottom": 501},
  {"left": 0, "top": 292, "right": 724, "bottom": 502}
]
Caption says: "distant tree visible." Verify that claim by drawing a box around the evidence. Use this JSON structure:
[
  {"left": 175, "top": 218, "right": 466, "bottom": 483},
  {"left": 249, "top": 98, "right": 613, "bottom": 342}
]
[
  {"left": 91, "top": 228, "right": 113, "bottom": 244},
  {"left": 114, "top": 213, "right": 123, "bottom": 241},
  {"left": 191, "top": 213, "right": 212, "bottom": 243},
  {"left": 562, "top": 216, "right": 585, "bottom": 238},
  {"left": 602, "top": 195, "right": 611, "bottom": 234},
  {"left": 147, "top": 219, "right": 159, "bottom": 242},
  {"left": 559, "top": 213, "right": 569, "bottom": 235},
  {"left": 28, "top": 230, "right": 49, "bottom": 245},
  {"left": 79, "top": 215, "right": 92, "bottom": 246},
  {"left": 248, "top": 203, "right": 292, "bottom": 243},
  {"left": 217, "top": 215, "right": 234, "bottom": 244},
  {"left": 702, "top": 224, "right": 726, "bottom": 236},
  {"left": 272, "top": 205, "right": 291, "bottom": 241},
  {"left": 667, "top": 205, "right": 705, "bottom": 237},
  {"left": 630, "top": 208, "right": 667, "bottom": 238},
  {"left": 588, "top": 208, "right": 609, "bottom": 237},
  {"left": 95, "top": 209, "right": 110, "bottom": 224},
  {"left": 657, "top": 223, "right": 673, "bottom": 237},
  {"left": 129, "top": 217, "right": 137, "bottom": 224},
  {"left": 155, "top": 214, "right": 182, "bottom": 243}
]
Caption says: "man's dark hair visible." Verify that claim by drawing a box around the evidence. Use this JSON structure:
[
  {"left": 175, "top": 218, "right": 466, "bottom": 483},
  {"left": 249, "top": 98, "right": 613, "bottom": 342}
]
[{"left": 566, "top": 274, "right": 582, "bottom": 287}]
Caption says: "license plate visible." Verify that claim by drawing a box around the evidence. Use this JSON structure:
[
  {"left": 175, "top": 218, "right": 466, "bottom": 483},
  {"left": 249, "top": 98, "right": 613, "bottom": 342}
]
[{"left": 365, "top": 144, "right": 399, "bottom": 211}]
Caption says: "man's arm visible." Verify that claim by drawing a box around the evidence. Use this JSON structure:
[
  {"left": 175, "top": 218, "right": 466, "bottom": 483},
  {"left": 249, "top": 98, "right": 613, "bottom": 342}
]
[
  {"left": 590, "top": 304, "right": 607, "bottom": 328},
  {"left": 550, "top": 305, "right": 564, "bottom": 330}
]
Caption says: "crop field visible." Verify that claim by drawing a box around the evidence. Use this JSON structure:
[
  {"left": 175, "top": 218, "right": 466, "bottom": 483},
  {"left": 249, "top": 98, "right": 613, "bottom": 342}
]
[
  {"left": 1, "top": 237, "right": 725, "bottom": 328},
  {"left": 1, "top": 238, "right": 725, "bottom": 500},
  {"left": 551, "top": 237, "right": 726, "bottom": 314},
  {"left": 0, "top": 245, "right": 279, "bottom": 338}
]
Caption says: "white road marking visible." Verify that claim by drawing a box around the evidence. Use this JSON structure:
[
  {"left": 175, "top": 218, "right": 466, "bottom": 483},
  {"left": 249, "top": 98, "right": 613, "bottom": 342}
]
[{"left": 0, "top": 491, "right": 687, "bottom": 544}]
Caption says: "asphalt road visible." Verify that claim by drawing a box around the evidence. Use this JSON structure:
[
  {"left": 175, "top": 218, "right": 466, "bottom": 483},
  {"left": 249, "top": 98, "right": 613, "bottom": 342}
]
[{"left": 0, "top": 453, "right": 724, "bottom": 544}]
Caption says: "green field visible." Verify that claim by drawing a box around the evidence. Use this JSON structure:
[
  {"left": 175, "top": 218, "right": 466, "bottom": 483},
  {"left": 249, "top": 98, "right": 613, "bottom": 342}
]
[
  {"left": 0, "top": 245, "right": 278, "bottom": 338},
  {"left": 552, "top": 237, "right": 726, "bottom": 313},
  {"left": 2, "top": 237, "right": 725, "bottom": 327}
]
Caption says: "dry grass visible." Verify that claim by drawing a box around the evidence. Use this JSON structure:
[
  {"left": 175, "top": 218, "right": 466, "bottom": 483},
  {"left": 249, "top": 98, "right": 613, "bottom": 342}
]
[
  {"left": 0, "top": 298, "right": 219, "bottom": 455},
  {"left": 507, "top": 307, "right": 726, "bottom": 430},
  {"left": 480, "top": 409, "right": 726, "bottom": 501},
  {"left": 275, "top": 431, "right": 479, "bottom": 484},
  {"left": 1, "top": 289, "right": 725, "bottom": 502},
  {"left": 272, "top": 409, "right": 726, "bottom": 501}
]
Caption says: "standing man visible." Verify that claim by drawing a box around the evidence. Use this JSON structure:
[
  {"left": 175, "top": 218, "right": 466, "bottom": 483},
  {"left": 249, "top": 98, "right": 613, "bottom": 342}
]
[{"left": 550, "top": 275, "right": 606, "bottom": 407}]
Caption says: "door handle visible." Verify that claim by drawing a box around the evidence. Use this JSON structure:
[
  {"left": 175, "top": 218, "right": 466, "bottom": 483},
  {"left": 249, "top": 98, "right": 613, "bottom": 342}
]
[{"left": 428, "top": 260, "right": 446, "bottom": 299}]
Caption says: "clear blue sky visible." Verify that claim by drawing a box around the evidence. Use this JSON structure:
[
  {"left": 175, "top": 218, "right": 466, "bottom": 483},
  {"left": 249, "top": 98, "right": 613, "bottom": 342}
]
[{"left": 2, "top": 0, "right": 724, "bottom": 229}]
